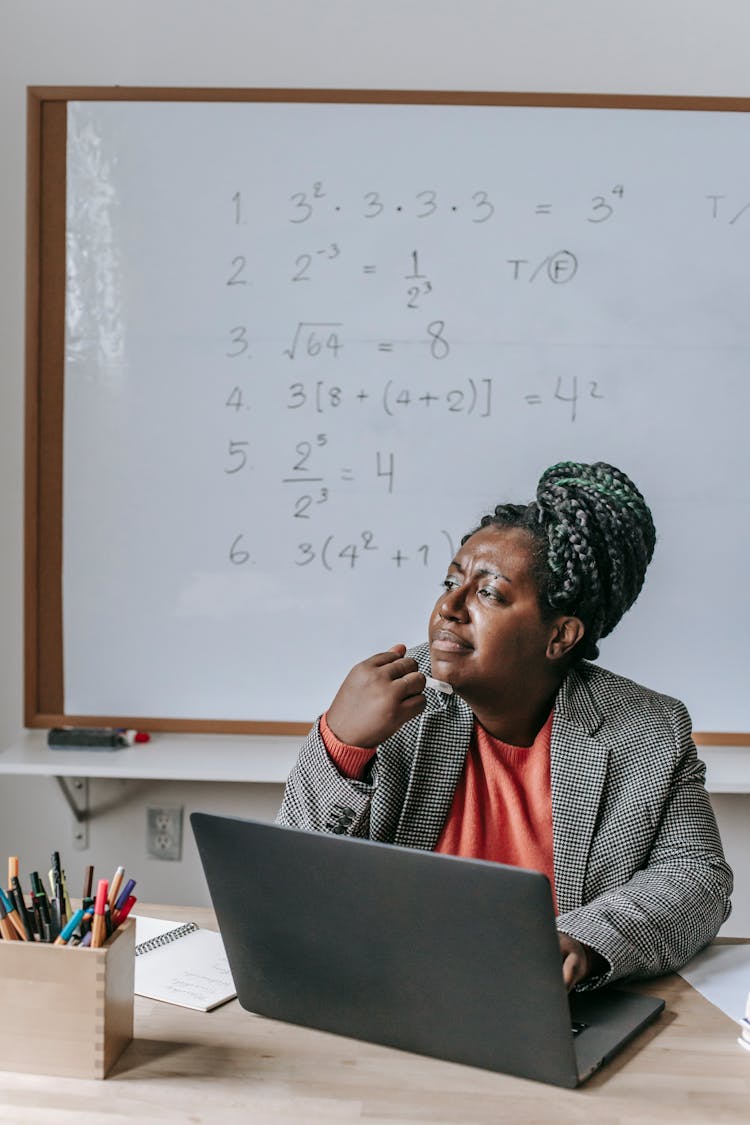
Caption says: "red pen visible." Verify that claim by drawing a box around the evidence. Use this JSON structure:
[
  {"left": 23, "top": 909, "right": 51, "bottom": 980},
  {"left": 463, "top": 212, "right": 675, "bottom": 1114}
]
[{"left": 114, "top": 895, "right": 137, "bottom": 926}]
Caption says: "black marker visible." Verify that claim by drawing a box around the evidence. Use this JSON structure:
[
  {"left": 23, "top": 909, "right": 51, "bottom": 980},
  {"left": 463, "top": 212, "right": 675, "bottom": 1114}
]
[{"left": 10, "top": 876, "right": 33, "bottom": 940}]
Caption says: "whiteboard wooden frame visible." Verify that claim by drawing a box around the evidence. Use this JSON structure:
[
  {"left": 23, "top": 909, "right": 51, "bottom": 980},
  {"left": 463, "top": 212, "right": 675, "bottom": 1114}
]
[{"left": 25, "top": 85, "right": 750, "bottom": 741}]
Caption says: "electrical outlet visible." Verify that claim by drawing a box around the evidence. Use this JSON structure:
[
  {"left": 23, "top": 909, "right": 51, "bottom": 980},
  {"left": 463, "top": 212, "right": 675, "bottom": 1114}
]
[{"left": 146, "top": 806, "right": 183, "bottom": 861}]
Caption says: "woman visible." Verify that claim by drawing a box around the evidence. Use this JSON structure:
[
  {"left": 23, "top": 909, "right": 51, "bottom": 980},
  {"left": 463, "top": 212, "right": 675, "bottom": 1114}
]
[{"left": 278, "top": 461, "right": 732, "bottom": 989}]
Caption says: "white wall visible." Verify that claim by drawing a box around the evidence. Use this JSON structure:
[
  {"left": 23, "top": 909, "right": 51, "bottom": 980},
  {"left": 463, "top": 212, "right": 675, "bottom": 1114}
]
[{"left": 1, "top": 0, "right": 749, "bottom": 925}]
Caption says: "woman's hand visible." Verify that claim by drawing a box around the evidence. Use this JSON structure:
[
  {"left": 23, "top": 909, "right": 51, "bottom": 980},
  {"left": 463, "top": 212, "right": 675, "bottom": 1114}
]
[
  {"left": 326, "top": 644, "right": 427, "bottom": 748},
  {"left": 559, "top": 933, "right": 608, "bottom": 990}
]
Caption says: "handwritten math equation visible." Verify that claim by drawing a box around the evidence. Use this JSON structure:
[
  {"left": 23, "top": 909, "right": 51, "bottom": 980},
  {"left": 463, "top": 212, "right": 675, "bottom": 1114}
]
[
  {"left": 229, "top": 527, "right": 459, "bottom": 574},
  {"left": 220, "top": 187, "right": 610, "bottom": 570},
  {"left": 230, "top": 182, "right": 626, "bottom": 227}
]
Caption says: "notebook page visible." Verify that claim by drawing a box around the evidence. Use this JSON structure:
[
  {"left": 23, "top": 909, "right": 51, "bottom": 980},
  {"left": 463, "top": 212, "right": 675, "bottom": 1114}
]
[{"left": 133, "top": 915, "right": 236, "bottom": 1011}]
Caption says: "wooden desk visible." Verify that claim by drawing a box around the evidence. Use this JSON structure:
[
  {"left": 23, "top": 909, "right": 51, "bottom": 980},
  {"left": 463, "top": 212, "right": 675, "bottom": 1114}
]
[{"left": 0, "top": 907, "right": 747, "bottom": 1124}]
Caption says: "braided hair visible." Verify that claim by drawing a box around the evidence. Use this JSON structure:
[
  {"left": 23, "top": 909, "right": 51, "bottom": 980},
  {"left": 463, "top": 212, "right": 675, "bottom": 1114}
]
[{"left": 463, "top": 462, "right": 656, "bottom": 661}]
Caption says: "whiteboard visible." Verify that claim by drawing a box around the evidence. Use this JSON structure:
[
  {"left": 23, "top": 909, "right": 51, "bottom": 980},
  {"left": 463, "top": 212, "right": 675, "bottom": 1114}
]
[{"left": 60, "top": 95, "right": 750, "bottom": 732}]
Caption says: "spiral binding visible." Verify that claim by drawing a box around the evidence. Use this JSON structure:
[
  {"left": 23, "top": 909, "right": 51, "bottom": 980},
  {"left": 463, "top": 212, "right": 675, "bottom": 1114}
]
[{"left": 135, "top": 920, "right": 199, "bottom": 956}]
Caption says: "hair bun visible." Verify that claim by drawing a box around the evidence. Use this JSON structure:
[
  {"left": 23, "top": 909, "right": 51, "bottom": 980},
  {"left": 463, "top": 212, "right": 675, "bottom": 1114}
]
[{"left": 535, "top": 461, "right": 656, "bottom": 655}]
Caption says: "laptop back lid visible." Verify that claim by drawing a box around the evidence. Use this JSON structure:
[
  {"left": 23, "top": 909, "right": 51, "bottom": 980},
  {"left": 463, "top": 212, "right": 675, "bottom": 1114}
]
[{"left": 191, "top": 813, "right": 583, "bottom": 1087}]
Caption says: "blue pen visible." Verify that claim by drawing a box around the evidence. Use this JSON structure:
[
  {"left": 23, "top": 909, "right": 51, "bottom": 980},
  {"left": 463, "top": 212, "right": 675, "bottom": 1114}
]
[
  {"left": 114, "top": 878, "right": 136, "bottom": 914},
  {"left": 53, "top": 908, "right": 86, "bottom": 946}
]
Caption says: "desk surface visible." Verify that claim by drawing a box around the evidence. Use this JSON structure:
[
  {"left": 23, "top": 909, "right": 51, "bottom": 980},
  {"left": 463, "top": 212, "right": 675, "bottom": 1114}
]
[{"left": 0, "top": 906, "right": 747, "bottom": 1124}]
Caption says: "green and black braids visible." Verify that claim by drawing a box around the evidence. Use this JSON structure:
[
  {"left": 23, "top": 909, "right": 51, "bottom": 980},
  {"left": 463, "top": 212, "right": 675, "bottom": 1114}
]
[{"left": 463, "top": 462, "right": 656, "bottom": 661}]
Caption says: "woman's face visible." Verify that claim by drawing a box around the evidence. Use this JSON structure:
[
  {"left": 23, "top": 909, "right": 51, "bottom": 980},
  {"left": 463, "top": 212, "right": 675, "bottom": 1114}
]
[{"left": 428, "top": 525, "right": 565, "bottom": 700}]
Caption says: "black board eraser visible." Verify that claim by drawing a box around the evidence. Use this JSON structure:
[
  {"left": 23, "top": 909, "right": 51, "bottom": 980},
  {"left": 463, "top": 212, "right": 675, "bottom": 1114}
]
[{"left": 47, "top": 728, "right": 126, "bottom": 749}]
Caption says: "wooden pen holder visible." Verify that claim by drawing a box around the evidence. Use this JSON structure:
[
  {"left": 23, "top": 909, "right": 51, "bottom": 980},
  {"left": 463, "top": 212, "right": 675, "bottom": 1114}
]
[{"left": 0, "top": 918, "right": 135, "bottom": 1078}]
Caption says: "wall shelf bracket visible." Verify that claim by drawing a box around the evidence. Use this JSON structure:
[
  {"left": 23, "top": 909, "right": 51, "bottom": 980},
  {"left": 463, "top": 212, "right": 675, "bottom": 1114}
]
[{"left": 55, "top": 776, "right": 90, "bottom": 849}]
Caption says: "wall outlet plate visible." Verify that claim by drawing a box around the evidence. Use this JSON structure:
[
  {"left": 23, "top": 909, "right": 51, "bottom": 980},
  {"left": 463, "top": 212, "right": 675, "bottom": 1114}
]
[{"left": 146, "top": 805, "right": 183, "bottom": 861}]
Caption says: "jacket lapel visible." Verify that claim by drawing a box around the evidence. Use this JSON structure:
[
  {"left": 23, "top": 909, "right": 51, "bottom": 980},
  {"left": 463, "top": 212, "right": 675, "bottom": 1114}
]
[
  {"left": 393, "top": 695, "right": 473, "bottom": 851},
  {"left": 551, "top": 666, "right": 610, "bottom": 915}
]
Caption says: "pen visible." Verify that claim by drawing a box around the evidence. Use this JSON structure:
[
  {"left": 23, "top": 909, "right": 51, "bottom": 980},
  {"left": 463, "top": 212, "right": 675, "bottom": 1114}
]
[
  {"left": 82, "top": 864, "right": 94, "bottom": 910},
  {"left": 0, "top": 888, "right": 28, "bottom": 940},
  {"left": 53, "top": 908, "right": 86, "bottom": 946},
  {"left": 113, "top": 895, "right": 136, "bottom": 926},
  {"left": 90, "top": 880, "right": 108, "bottom": 948},
  {"left": 50, "top": 852, "right": 68, "bottom": 926},
  {"left": 34, "top": 893, "right": 53, "bottom": 942},
  {"left": 114, "top": 878, "right": 136, "bottom": 914},
  {"left": 108, "top": 866, "right": 125, "bottom": 911},
  {"left": 60, "top": 866, "right": 73, "bottom": 920},
  {"left": 8, "top": 856, "right": 18, "bottom": 886},
  {"left": 30, "top": 893, "right": 43, "bottom": 940},
  {"left": 0, "top": 901, "right": 18, "bottom": 941},
  {"left": 68, "top": 909, "right": 93, "bottom": 945},
  {"left": 29, "top": 872, "right": 55, "bottom": 940},
  {"left": 48, "top": 869, "right": 65, "bottom": 932},
  {"left": 9, "top": 876, "right": 33, "bottom": 940},
  {"left": 50, "top": 894, "right": 62, "bottom": 936}
]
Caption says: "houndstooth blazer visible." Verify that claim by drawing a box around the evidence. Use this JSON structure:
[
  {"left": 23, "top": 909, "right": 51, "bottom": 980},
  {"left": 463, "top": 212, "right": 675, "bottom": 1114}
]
[{"left": 277, "top": 642, "right": 733, "bottom": 986}]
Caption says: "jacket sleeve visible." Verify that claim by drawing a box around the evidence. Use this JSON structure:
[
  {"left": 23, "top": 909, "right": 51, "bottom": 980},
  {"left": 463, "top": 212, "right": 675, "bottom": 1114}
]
[
  {"left": 276, "top": 719, "right": 378, "bottom": 838},
  {"left": 557, "top": 702, "right": 733, "bottom": 987}
]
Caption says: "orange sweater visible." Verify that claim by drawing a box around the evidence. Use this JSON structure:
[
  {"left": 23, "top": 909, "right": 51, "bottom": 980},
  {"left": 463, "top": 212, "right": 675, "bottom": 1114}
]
[{"left": 320, "top": 710, "right": 557, "bottom": 910}]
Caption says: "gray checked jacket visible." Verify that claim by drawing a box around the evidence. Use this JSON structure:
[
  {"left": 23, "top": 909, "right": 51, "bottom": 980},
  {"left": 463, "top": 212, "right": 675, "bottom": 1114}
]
[{"left": 277, "top": 643, "right": 733, "bottom": 986}]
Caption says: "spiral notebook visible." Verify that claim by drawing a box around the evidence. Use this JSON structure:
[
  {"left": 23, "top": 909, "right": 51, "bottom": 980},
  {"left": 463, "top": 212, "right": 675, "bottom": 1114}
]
[{"left": 133, "top": 915, "right": 237, "bottom": 1011}]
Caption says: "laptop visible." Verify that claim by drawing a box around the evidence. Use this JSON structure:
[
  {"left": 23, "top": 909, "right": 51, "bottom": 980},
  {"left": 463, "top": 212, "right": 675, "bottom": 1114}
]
[{"left": 190, "top": 813, "right": 664, "bottom": 1088}]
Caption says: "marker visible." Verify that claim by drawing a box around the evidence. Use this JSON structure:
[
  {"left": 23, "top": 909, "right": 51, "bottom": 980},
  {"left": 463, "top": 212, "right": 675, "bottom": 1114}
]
[
  {"left": 49, "top": 855, "right": 67, "bottom": 929},
  {"left": 0, "top": 901, "right": 18, "bottom": 941},
  {"left": 424, "top": 675, "right": 454, "bottom": 695},
  {"left": 50, "top": 851, "right": 72, "bottom": 917},
  {"left": 0, "top": 888, "right": 28, "bottom": 940},
  {"left": 29, "top": 871, "right": 56, "bottom": 940},
  {"left": 90, "top": 880, "right": 108, "bottom": 948},
  {"left": 114, "top": 878, "right": 136, "bottom": 914},
  {"left": 77, "top": 910, "right": 93, "bottom": 942},
  {"left": 82, "top": 864, "right": 94, "bottom": 905},
  {"left": 53, "top": 908, "right": 86, "bottom": 946},
  {"left": 9, "top": 877, "right": 32, "bottom": 940},
  {"left": 34, "top": 894, "right": 54, "bottom": 942},
  {"left": 114, "top": 895, "right": 137, "bottom": 925},
  {"left": 59, "top": 866, "right": 73, "bottom": 920}
]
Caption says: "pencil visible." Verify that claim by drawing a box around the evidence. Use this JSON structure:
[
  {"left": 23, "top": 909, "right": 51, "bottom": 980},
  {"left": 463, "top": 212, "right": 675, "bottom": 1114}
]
[
  {"left": 107, "top": 866, "right": 125, "bottom": 911},
  {"left": 0, "top": 902, "right": 18, "bottom": 941}
]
